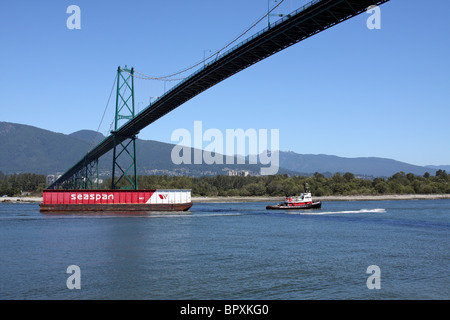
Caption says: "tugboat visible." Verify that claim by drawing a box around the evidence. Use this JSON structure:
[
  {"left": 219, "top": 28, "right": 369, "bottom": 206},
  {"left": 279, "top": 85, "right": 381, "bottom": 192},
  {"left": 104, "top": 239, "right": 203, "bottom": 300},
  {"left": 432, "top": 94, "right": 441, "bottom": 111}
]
[{"left": 266, "top": 183, "right": 321, "bottom": 210}]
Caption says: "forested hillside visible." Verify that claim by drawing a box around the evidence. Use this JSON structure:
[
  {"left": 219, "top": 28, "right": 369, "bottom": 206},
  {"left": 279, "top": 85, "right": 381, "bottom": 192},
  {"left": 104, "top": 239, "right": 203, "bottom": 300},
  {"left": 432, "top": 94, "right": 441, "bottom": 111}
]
[
  {"left": 2, "top": 170, "right": 448, "bottom": 198},
  {"left": 0, "top": 172, "right": 46, "bottom": 196},
  {"left": 104, "top": 170, "right": 450, "bottom": 197}
]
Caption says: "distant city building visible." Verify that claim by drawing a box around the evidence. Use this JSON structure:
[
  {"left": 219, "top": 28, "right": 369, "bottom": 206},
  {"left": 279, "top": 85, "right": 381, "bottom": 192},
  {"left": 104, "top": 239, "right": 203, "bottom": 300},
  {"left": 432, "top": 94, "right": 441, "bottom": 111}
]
[
  {"left": 227, "top": 170, "right": 250, "bottom": 177},
  {"left": 46, "top": 175, "right": 61, "bottom": 186},
  {"left": 46, "top": 175, "right": 102, "bottom": 187}
]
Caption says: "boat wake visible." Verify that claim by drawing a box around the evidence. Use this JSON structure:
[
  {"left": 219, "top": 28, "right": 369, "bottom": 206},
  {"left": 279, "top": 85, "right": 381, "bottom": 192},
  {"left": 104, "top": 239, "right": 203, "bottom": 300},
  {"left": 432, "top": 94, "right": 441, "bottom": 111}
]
[
  {"left": 291, "top": 208, "right": 386, "bottom": 215},
  {"left": 194, "top": 212, "right": 246, "bottom": 217}
]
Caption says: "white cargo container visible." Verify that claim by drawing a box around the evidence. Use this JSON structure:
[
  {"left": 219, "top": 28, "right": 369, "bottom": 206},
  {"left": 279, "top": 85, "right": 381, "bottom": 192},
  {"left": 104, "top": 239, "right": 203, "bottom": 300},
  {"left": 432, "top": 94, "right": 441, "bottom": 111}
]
[{"left": 146, "top": 189, "right": 192, "bottom": 204}]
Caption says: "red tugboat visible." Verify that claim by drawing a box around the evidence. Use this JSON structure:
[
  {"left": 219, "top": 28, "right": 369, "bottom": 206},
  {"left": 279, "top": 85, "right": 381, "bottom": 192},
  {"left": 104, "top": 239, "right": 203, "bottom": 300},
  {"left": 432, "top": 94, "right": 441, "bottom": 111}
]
[
  {"left": 40, "top": 189, "right": 193, "bottom": 213},
  {"left": 266, "top": 184, "right": 321, "bottom": 210}
]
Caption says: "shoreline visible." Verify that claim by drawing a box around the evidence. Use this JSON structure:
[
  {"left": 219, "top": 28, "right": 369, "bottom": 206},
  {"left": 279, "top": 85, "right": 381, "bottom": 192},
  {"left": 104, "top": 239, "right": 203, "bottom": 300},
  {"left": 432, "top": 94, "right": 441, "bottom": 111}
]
[
  {"left": 2, "top": 194, "right": 449, "bottom": 204},
  {"left": 192, "top": 194, "right": 450, "bottom": 203},
  {"left": 0, "top": 197, "right": 43, "bottom": 203}
]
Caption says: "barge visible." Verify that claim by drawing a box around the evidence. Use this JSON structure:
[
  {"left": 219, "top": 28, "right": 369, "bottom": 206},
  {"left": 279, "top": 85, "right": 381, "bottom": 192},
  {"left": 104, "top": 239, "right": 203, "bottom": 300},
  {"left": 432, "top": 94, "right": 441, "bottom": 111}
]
[{"left": 40, "top": 189, "right": 193, "bottom": 213}]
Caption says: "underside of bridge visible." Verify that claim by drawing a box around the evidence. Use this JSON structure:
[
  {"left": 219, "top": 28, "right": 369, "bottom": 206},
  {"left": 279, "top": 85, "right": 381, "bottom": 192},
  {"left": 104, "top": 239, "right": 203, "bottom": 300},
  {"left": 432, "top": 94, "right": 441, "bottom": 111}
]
[{"left": 48, "top": 0, "right": 390, "bottom": 190}]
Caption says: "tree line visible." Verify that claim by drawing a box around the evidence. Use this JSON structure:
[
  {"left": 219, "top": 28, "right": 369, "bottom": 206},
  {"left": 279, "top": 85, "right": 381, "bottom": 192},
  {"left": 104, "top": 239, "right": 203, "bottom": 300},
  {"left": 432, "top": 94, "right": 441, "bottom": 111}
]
[
  {"left": 103, "top": 170, "right": 450, "bottom": 197},
  {"left": 1, "top": 170, "right": 448, "bottom": 197},
  {"left": 0, "top": 172, "right": 46, "bottom": 196}
]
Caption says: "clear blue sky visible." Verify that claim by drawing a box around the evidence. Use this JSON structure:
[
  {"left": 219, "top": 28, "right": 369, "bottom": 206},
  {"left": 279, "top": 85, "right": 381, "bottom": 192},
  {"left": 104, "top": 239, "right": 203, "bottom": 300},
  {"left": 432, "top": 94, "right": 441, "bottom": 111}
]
[{"left": 1, "top": 0, "right": 449, "bottom": 167}]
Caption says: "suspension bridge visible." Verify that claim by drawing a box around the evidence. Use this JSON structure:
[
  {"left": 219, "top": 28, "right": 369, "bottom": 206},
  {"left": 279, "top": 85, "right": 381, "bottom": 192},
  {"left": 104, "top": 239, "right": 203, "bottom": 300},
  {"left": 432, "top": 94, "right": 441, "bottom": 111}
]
[{"left": 48, "top": 0, "right": 390, "bottom": 190}]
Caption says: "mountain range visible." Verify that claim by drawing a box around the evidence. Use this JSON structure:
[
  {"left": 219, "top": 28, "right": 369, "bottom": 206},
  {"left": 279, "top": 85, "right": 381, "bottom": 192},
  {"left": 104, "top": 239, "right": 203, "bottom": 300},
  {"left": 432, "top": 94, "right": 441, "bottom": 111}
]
[{"left": 0, "top": 121, "right": 447, "bottom": 178}]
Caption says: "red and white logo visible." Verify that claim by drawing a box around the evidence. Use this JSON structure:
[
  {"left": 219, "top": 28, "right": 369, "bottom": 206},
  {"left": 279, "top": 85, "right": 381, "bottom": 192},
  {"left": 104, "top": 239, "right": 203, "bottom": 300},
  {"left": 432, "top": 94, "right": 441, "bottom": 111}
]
[{"left": 158, "top": 194, "right": 168, "bottom": 200}]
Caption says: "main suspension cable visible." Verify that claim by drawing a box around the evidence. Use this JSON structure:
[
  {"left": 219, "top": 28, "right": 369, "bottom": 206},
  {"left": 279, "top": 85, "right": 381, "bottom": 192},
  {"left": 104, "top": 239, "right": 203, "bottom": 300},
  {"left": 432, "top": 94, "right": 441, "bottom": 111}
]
[
  {"left": 88, "top": 73, "right": 117, "bottom": 152},
  {"left": 129, "top": 0, "right": 286, "bottom": 81}
]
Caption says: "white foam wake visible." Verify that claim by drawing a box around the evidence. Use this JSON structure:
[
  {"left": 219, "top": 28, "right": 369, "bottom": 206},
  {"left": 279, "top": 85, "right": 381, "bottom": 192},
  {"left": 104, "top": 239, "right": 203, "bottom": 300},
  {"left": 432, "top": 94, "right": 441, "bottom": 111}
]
[{"left": 294, "top": 208, "right": 386, "bottom": 215}]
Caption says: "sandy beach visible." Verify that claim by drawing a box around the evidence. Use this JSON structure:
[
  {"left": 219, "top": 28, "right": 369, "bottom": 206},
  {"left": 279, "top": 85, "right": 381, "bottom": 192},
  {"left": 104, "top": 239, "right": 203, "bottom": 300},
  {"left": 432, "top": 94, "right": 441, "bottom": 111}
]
[
  {"left": 1, "top": 194, "right": 449, "bottom": 204},
  {"left": 0, "top": 197, "right": 43, "bottom": 203}
]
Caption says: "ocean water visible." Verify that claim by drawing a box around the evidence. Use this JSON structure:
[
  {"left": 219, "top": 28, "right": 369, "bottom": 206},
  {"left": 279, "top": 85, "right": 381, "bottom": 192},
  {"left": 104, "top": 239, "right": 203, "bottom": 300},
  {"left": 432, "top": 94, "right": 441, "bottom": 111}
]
[{"left": 0, "top": 199, "right": 448, "bottom": 300}]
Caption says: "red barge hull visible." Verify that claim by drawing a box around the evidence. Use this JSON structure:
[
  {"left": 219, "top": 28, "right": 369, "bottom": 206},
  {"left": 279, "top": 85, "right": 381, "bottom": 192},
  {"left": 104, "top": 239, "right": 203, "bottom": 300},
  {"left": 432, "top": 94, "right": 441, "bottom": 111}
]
[
  {"left": 266, "top": 201, "right": 322, "bottom": 210},
  {"left": 40, "top": 189, "right": 193, "bottom": 213},
  {"left": 40, "top": 203, "right": 193, "bottom": 213}
]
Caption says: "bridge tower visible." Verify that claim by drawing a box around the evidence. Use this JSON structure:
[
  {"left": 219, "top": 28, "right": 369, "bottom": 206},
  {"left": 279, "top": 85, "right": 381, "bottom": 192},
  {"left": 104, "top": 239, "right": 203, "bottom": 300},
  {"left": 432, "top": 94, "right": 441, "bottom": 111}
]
[{"left": 111, "top": 66, "right": 138, "bottom": 190}]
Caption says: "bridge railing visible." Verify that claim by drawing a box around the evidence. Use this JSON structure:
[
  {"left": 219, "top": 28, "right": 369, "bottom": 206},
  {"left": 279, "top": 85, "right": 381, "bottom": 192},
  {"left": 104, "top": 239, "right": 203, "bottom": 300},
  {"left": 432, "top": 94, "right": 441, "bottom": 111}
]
[{"left": 216, "top": 0, "right": 323, "bottom": 61}]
